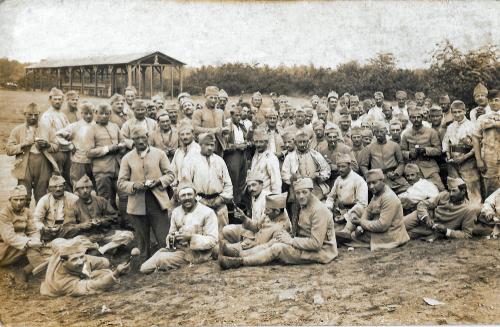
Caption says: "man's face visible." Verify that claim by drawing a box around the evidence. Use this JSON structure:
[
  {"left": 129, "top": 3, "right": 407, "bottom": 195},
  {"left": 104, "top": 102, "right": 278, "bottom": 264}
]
[
  {"left": 350, "top": 107, "right": 360, "bottom": 120},
  {"left": 50, "top": 184, "right": 65, "bottom": 199},
  {"left": 374, "top": 128, "right": 386, "bottom": 143},
  {"left": 383, "top": 106, "right": 393, "bottom": 120},
  {"left": 351, "top": 134, "right": 362, "bottom": 147},
  {"left": 451, "top": 108, "right": 465, "bottom": 122},
  {"left": 311, "top": 98, "right": 319, "bottom": 107},
  {"left": 250, "top": 107, "right": 258, "bottom": 118},
  {"left": 247, "top": 180, "right": 263, "bottom": 197},
  {"left": 317, "top": 112, "right": 327, "bottom": 122},
  {"left": 81, "top": 109, "right": 94, "bottom": 123},
  {"left": 95, "top": 108, "right": 110, "bottom": 124},
  {"left": 218, "top": 98, "right": 228, "bottom": 109},
  {"left": 266, "top": 115, "right": 277, "bottom": 128},
  {"left": 25, "top": 112, "right": 39, "bottom": 126},
  {"left": 133, "top": 135, "right": 148, "bottom": 152},
  {"left": 241, "top": 107, "right": 249, "bottom": 120},
  {"left": 362, "top": 136, "right": 372, "bottom": 146},
  {"left": 200, "top": 141, "right": 215, "bottom": 156},
  {"left": 439, "top": 100, "right": 450, "bottom": 112},
  {"left": 179, "top": 130, "right": 194, "bottom": 146},
  {"left": 133, "top": 105, "right": 147, "bottom": 120},
  {"left": 326, "top": 133, "right": 338, "bottom": 147},
  {"left": 397, "top": 97, "right": 406, "bottom": 107},
  {"left": 206, "top": 95, "right": 218, "bottom": 108},
  {"left": 10, "top": 196, "right": 25, "bottom": 212},
  {"left": 159, "top": 115, "right": 171, "bottom": 131},
  {"left": 375, "top": 95, "right": 384, "bottom": 106},
  {"left": 111, "top": 98, "right": 124, "bottom": 113},
  {"left": 179, "top": 188, "right": 197, "bottom": 211},
  {"left": 338, "top": 162, "right": 351, "bottom": 178},
  {"left": 284, "top": 139, "right": 295, "bottom": 151},
  {"left": 68, "top": 96, "right": 79, "bottom": 109},
  {"left": 328, "top": 98, "right": 338, "bottom": 110},
  {"left": 146, "top": 105, "right": 157, "bottom": 119},
  {"left": 340, "top": 120, "right": 351, "bottom": 131},
  {"left": 490, "top": 97, "right": 500, "bottom": 112},
  {"left": 182, "top": 103, "right": 194, "bottom": 116},
  {"left": 430, "top": 113, "right": 443, "bottom": 126},
  {"left": 155, "top": 100, "right": 164, "bottom": 111},
  {"left": 264, "top": 207, "right": 281, "bottom": 220},
  {"left": 367, "top": 178, "right": 385, "bottom": 195},
  {"left": 416, "top": 97, "right": 425, "bottom": 106},
  {"left": 314, "top": 127, "right": 324, "bottom": 139},
  {"left": 231, "top": 112, "right": 241, "bottom": 124},
  {"left": 62, "top": 253, "right": 86, "bottom": 274},
  {"left": 405, "top": 172, "right": 419, "bottom": 185},
  {"left": 75, "top": 185, "right": 92, "bottom": 201},
  {"left": 295, "top": 138, "right": 309, "bottom": 153},
  {"left": 422, "top": 111, "right": 429, "bottom": 122},
  {"left": 125, "top": 91, "right": 135, "bottom": 105},
  {"left": 474, "top": 94, "right": 488, "bottom": 106},
  {"left": 254, "top": 139, "right": 268, "bottom": 153},
  {"left": 50, "top": 96, "right": 64, "bottom": 110},
  {"left": 409, "top": 114, "right": 423, "bottom": 129},
  {"left": 350, "top": 100, "right": 359, "bottom": 107},
  {"left": 389, "top": 125, "right": 401, "bottom": 141},
  {"left": 305, "top": 113, "right": 313, "bottom": 125},
  {"left": 168, "top": 110, "right": 177, "bottom": 124},
  {"left": 252, "top": 97, "right": 262, "bottom": 108},
  {"left": 295, "top": 188, "right": 312, "bottom": 207},
  {"left": 449, "top": 187, "right": 465, "bottom": 203},
  {"left": 295, "top": 112, "right": 305, "bottom": 126}
]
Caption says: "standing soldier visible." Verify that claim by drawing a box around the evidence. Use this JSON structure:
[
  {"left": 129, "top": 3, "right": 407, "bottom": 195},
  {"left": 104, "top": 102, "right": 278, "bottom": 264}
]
[
  {"left": 118, "top": 127, "right": 175, "bottom": 262},
  {"left": 109, "top": 94, "right": 128, "bottom": 128},
  {"left": 442, "top": 100, "right": 481, "bottom": 205},
  {"left": 151, "top": 110, "right": 178, "bottom": 162},
  {"left": 350, "top": 127, "right": 365, "bottom": 163},
  {"left": 251, "top": 92, "right": 269, "bottom": 126},
  {"left": 284, "top": 108, "right": 314, "bottom": 140},
  {"left": 415, "top": 92, "right": 426, "bottom": 107},
  {"left": 192, "top": 86, "right": 225, "bottom": 155},
  {"left": 250, "top": 129, "right": 282, "bottom": 194},
  {"left": 120, "top": 100, "right": 157, "bottom": 150},
  {"left": 401, "top": 107, "right": 445, "bottom": 191},
  {"left": 170, "top": 122, "right": 200, "bottom": 183},
  {"left": 260, "top": 110, "right": 284, "bottom": 158},
  {"left": 218, "top": 89, "right": 229, "bottom": 114},
  {"left": 7, "top": 103, "right": 59, "bottom": 202},
  {"left": 326, "top": 91, "right": 340, "bottom": 125},
  {"left": 393, "top": 90, "right": 408, "bottom": 119},
  {"left": 62, "top": 90, "right": 79, "bottom": 124},
  {"left": 473, "top": 89, "right": 500, "bottom": 197},
  {"left": 470, "top": 83, "right": 491, "bottom": 124},
  {"left": 438, "top": 94, "right": 454, "bottom": 127},
  {"left": 123, "top": 86, "right": 137, "bottom": 119},
  {"left": 40, "top": 87, "right": 72, "bottom": 189},
  {"left": 367, "top": 91, "right": 387, "bottom": 122}
]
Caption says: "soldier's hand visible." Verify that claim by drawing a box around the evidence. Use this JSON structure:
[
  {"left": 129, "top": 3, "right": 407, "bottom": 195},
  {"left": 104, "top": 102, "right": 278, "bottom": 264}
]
[
  {"left": 432, "top": 223, "right": 447, "bottom": 234},
  {"left": 175, "top": 233, "right": 192, "bottom": 243},
  {"left": 35, "top": 139, "right": 49, "bottom": 149},
  {"left": 22, "top": 140, "right": 35, "bottom": 149},
  {"left": 114, "top": 262, "right": 131, "bottom": 276},
  {"left": 453, "top": 155, "right": 465, "bottom": 165},
  {"left": 275, "top": 231, "right": 293, "bottom": 245},
  {"left": 351, "top": 216, "right": 361, "bottom": 225},
  {"left": 133, "top": 182, "right": 147, "bottom": 191},
  {"left": 409, "top": 149, "right": 417, "bottom": 159},
  {"left": 27, "top": 238, "right": 42, "bottom": 249}
]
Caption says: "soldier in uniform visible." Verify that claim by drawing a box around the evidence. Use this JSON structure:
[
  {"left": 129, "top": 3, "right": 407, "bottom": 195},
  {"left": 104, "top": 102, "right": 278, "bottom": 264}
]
[
  {"left": 62, "top": 90, "right": 79, "bottom": 124},
  {"left": 470, "top": 83, "right": 491, "bottom": 124}
]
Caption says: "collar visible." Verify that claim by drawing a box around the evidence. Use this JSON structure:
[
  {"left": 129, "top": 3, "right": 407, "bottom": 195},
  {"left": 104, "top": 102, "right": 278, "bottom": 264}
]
[{"left": 136, "top": 146, "right": 151, "bottom": 158}]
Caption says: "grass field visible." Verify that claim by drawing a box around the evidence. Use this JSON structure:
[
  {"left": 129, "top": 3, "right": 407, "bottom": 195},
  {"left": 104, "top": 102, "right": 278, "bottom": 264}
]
[{"left": 0, "top": 89, "right": 499, "bottom": 326}]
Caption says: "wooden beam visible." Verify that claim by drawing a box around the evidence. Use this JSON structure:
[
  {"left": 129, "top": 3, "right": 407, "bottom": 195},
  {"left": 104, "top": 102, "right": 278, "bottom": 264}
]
[
  {"left": 32, "top": 69, "right": 36, "bottom": 91},
  {"left": 39, "top": 69, "right": 43, "bottom": 90},
  {"left": 159, "top": 65, "right": 163, "bottom": 94},
  {"left": 150, "top": 65, "right": 153, "bottom": 98},
  {"left": 57, "top": 68, "right": 61, "bottom": 89},
  {"left": 127, "top": 64, "right": 132, "bottom": 87},
  {"left": 94, "top": 66, "right": 98, "bottom": 96},
  {"left": 141, "top": 67, "right": 146, "bottom": 98},
  {"left": 179, "top": 66, "right": 183, "bottom": 93},
  {"left": 170, "top": 65, "right": 174, "bottom": 100},
  {"left": 80, "top": 67, "right": 84, "bottom": 94},
  {"left": 69, "top": 68, "right": 73, "bottom": 89}
]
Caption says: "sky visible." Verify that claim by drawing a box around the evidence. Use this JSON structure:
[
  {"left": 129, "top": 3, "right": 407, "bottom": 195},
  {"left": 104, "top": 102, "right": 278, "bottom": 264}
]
[{"left": 0, "top": 0, "right": 498, "bottom": 69}]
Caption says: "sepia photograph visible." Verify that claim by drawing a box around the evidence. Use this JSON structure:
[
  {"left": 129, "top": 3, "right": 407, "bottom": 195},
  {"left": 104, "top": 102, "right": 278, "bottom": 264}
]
[{"left": 0, "top": 0, "right": 499, "bottom": 326}]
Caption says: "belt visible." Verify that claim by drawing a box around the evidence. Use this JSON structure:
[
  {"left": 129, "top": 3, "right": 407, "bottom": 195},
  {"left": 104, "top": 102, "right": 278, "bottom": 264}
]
[
  {"left": 450, "top": 145, "right": 472, "bottom": 154},
  {"left": 338, "top": 203, "right": 354, "bottom": 210},
  {"left": 198, "top": 192, "right": 221, "bottom": 200}
]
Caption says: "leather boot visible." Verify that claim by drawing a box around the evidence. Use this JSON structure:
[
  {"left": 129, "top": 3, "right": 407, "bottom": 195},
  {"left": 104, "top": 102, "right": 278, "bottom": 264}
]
[{"left": 218, "top": 255, "right": 243, "bottom": 270}]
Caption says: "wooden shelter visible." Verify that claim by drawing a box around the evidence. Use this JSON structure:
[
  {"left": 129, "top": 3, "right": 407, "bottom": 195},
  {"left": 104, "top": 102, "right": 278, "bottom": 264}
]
[{"left": 25, "top": 51, "right": 186, "bottom": 99}]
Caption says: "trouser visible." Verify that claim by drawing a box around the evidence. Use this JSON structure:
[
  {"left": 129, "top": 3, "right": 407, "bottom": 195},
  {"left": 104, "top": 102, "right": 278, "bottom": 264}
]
[
  {"left": 242, "top": 242, "right": 312, "bottom": 266},
  {"left": 118, "top": 193, "right": 129, "bottom": 228},
  {"left": 447, "top": 163, "right": 482, "bottom": 205},
  {"left": 53, "top": 151, "right": 72, "bottom": 190},
  {"left": 69, "top": 162, "right": 94, "bottom": 189},
  {"left": 481, "top": 156, "right": 500, "bottom": 198},
  {"left": 94, "top": 172, "right": 118, "bottom": 209},
  {"left": 403, "top": 211, "right": 435, "bottom": 239},
  {"left": 0, "top": 244, "right": 49, "bottom": 268},
  {"left": 426, "top": 172, "right": 446, "bottom": 192},
  {"left": 18, "top": 152, "right": 52, "bottom": 203},
  {"left": 128, "top": 191, "right": 170, "bottom": 261},
  {"left": 222, "top": 224, "right": 246, "bottom": 243},
  {"left": 223, "top": 150, "right": 247, "bottom": 205},
  {"left": 482, "top": 175, "right": 499, "bottom": 199},
  {"left": 201, "top": 198, "right": 229, "bottom": 239},
  {"left": 140, "top": 249, "right": 189, "bottom": 273},
  {"left": 385, "top": 175, "right": 410, "bottom": 195}
]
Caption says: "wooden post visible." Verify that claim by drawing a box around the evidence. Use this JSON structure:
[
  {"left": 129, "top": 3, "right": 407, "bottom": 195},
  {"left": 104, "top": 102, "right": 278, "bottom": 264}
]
[
  {"left": 159, "top": 65, "right": 164, "bottom": 94},
  {"left": 150, "top": 65, "right": 154, "bottom": 98},
  {"left": 138, "top": 66, "right": 142, "bottom": 97},
  {"left": 141, "top": 66, "right": 146, "bottom": 98},
  {"left": 94, "top": 66, "right": 98, "bottom": 96},
  {"left": 110, "top": 66, "right": 115, "bottom": 94},
  {"left": 39, "top": 69, "right": 43, "bottom": 90},
  {"left": 170, "top": 65, "right": 174, "bottom": 99},
  {"left": 57, "top": 68, "right": 61, "bottom": 89},
  {"left": 79, "top": 67, "right": 84, "bottom": 94},
  {"left": 179, "top": 66, "right": 183, "bottom": 93},
  {"left": 69, "top": 68, "right": 73, "bottom": 89},
  {"left": 31, "top": 70, "right": 35, "bottom": 91},
  {"left": 127, "top": 64, "right": 132, "bottom": 87}
]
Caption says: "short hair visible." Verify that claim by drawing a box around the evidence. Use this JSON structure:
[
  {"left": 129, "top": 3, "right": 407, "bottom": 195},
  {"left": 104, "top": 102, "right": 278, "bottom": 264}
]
[
  {"left": 109, "top": 93, "right": 124, "bottom": 104},
  {"left": 124, "top": 86, "right": 137, "bottom": 95},
  {"left": 78, "top": 101, "right": 94, "bottom": 113},
  {"left": 96, "top": 103, "right": 111, "bottom": 113}
]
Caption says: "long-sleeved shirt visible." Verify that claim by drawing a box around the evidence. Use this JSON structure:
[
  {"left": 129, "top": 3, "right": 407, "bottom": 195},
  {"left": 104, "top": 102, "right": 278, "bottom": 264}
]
[
  {"left": 181, "top": 152, "right": 233, "bottom": 201},
  {"left": 481, "top": 188, "right": 500, "bottom": 217},
  {"left": 56, "top": 120, "right": 94, "bottom": 164},
  {"left": 416, "top": 191, "right": 476, "bottom": 239},
  {"left": 250, "top": 150, "right": 282, "bottom": 193},
  {"left": 470, "top": 105, "right": 491, "bottom": 124},
  {"left": 85, "top": 122, "right": 123, "bottom": 175},
  {"left": 442, "top": 118, "right": 475, "bottom": 153},
  {"left": 401, "top": 126, "right": 442, "bottom": 178},
  {"left": 33, "top": 192, "right": 79, "bottom": 230},
  {"left": 168, "top": 202, "right": 218, "bottom": 263},
  {"left": 284, "top": 124, "right": 314, "bottom": 140},
  {"left": 250, "top": 190, "right": 270, "bottom": 224},
  {"left": 192, "top": 106, "right": 225, "bottom": 135},
  {"left": 150, "top": 127, "right": 179, "bottom": 158},
  {"left": 473, "top": 111, "right": 500, "bottom": 178},
  {"left": 74, "top": 194, "right": 118, "bottom": 224},
  {"left": 109, "top": 111, "right": 128, "bottom": 129},
  {"left": 171, "top": 141, "right": 201, "bottom": 182},
  {"left": 281, "top": 150, "right": 331, "bottom": 185},
  {"left": 120, "top": 117, "right": 157, "bottom": 149},
  {"left": 40, "top": 106, "right": 70, "bottom": 135},
  {"left": 325, "top": 170, "right": 368, "bottom": 216},
  {"left": 359, "top": 140, "right": 405, "bottom": 177},
  {"left": 398, "top": 178, "right": 439, "bottom": 208},
  {"left": 0, "top": 205, "right": 40, "bottom": 258}
]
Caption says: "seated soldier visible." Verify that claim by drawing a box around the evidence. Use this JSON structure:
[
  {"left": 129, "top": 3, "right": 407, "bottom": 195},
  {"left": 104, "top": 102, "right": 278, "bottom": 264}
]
[
  {"left": 0, "top": 186, "right": 44, "bottom": 281},
  {"left": 221, "top": 193, "right": 291, "bottom": 257},
  {"left": 222, "top": 171, "right": 270, "bottom": 243},
  {"left": 140, "top": 180, "right": 218, "bottom": 274},
  {"left": 325, "top": 153, "right": 368, "bottom": 242},
  {"left": 475, "top": 187, "right": 500, "bottom": 238},
  {"left": 40, "top": 240, "right": 129, "bottom": 297},
  {"left": 33, "top": 175, "right": 79, "bottom": 242},
  {"left": 218, "top": 178, "right": 338, "bottom": 269},
  {"left": 398, "top": 164, "right": 439, "bottom": 211},
  {"left": 350, "top": 169, "right": 410, "bottom": 251},
  {"left": 404, "top": 177, "right": 478, "bottom": 240},
  {"left": 72, "top": 175, "right": 133, "bottom": 252}
]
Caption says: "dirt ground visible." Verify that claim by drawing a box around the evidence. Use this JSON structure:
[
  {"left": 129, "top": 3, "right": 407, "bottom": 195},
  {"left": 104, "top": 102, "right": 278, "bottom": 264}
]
[{"left": 0, "top": 90, "right": 499, "bottom": 326}]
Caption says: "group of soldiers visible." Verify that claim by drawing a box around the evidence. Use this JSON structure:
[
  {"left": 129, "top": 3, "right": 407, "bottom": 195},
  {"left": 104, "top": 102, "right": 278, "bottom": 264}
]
[{"left": 0, "top": 81, "right": 499, "bottom": 296}]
